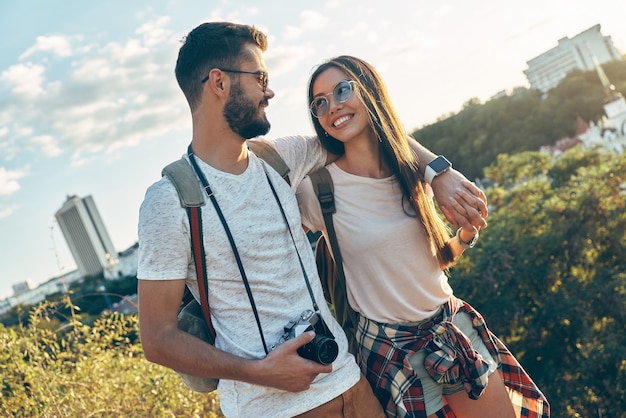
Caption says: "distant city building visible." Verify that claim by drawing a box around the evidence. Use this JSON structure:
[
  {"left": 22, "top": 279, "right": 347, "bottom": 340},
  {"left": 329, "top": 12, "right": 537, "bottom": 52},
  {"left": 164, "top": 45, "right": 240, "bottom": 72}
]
[
  {"left": 55, "top": 195, "right": 118, "bottom": 278},
  {"left": 0, "top": 241, "right": 139, "bottom": 316},
  {"left": 12, "top": 278, "right": 36, "bottom": 295},
  {"left": 524, "top": 24, "right": 623, "bottom": 94},
  {"left": 0, "top": 270, "right": 83, "bottom": 315},
  {"left": 107, "top": 242, "right": 139, "bottom": 279}
]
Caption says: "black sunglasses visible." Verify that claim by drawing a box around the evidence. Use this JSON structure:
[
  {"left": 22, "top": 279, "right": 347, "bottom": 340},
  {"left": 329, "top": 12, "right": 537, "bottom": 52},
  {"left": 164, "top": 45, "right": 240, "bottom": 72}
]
[
  {"left": 201, "top": 68, "right": 269, "bottom": 92},
  {"left": 310, "top": 80, "right": 355, "bottom": 118}
]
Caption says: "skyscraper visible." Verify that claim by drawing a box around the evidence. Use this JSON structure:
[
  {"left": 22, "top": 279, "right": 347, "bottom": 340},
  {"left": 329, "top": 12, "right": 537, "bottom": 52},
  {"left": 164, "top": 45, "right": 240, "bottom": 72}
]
[
  {"left": 55, "top": 195, "right": 118, "bottom": 277},
  {"left": 524, "top": 24, "right": 623, "bottom": 94}
]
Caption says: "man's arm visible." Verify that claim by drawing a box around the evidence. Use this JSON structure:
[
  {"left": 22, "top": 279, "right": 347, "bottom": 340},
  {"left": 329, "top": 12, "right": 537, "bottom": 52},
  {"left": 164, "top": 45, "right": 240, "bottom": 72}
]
[
  {"left": 407, "top": 138, "right": 488, "bottom": 230},
  {"left": 137, "top": 279, "right": 331, "bottom": 392}
]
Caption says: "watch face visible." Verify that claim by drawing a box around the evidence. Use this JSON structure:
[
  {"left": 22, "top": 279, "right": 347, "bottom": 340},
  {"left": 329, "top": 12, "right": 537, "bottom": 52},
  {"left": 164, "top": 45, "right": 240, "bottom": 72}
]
[{"left": 429, "top": 156, "right": 451, "bottom": 173}]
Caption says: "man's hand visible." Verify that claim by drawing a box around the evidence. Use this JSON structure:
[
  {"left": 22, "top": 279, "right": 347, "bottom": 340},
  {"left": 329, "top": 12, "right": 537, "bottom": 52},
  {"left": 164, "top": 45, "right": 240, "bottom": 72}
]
[
  {"left": 256, "top": 331, "right": 333, "bottom": 392},
  {"left": 431, "top": 168, "right": 488, "bottom": 231}
]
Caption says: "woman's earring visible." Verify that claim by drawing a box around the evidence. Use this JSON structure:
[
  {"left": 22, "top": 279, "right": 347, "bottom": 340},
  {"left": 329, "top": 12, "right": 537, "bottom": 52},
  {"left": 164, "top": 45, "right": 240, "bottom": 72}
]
[{"left": 324, "top": 131, "right": 329, "bottom": 137}]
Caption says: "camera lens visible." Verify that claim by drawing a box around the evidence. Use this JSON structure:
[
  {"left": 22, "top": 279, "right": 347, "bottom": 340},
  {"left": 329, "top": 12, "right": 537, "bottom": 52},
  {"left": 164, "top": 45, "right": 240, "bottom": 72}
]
[{"left": 310, "top": 336, "right": 338, "bottom": 365}]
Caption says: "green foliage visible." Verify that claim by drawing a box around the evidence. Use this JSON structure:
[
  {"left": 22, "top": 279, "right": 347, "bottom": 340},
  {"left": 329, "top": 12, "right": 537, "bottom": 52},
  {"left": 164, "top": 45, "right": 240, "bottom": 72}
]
[
  {"left": 451, "top": 146, "right": 626, "bottom": 417},
  {"left": 0, "top": 297, "right": 224, "bottom": 418},
  {"left": 412, "top": 60, "right": 626, "bottom": 181}
]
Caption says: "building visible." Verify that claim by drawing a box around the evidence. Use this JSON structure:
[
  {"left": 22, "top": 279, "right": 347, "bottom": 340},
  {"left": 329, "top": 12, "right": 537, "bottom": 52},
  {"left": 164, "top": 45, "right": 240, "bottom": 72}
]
[
  {"left": 0, "top": 270, "right": 83, "bottom": 316},
  {"left": 524, "top": 24, "right": 622, "bottom": 94},
  {"left": 55, "top": 195, "right": 118, "bottom": 278},
  {"left": 11, "top": 278, "right": 36, "bottom": 295},
  {"left": 0, "top": 241, "right": 139, "bottom": 316}
]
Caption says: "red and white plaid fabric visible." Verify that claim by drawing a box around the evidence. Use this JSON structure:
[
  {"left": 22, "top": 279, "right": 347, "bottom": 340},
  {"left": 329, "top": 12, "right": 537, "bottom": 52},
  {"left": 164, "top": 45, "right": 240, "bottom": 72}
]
[{"left": 357, "top": 296, "right": 550, "bottom": 417}]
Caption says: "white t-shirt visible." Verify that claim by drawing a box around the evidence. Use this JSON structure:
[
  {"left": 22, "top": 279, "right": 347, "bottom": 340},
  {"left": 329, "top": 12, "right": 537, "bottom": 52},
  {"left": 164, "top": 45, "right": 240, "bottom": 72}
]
[
  {"left": 138, "top": 136, "right": 360, "bottom": 418},
  {"left": 296, "top": 162, "right": 453, "bottom": 324}
]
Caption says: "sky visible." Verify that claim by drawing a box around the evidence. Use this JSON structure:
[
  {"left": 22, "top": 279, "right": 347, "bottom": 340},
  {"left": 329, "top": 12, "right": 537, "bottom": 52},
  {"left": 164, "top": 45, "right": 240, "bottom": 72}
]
[{"left": 1, "top": 0, "right": 625, "bottom": 300}]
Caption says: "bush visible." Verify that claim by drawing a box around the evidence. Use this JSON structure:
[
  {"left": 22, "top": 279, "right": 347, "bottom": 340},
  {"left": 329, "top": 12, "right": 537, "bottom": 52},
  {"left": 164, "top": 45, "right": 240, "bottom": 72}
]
[{"left": 0, "top": 297, "right": 223, "bottom": 417}]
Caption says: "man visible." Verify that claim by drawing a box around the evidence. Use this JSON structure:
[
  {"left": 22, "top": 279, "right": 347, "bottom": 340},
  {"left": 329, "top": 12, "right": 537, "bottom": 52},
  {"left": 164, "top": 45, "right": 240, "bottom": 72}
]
[{"left": 138, "top": 22, "right": 487, "bottom": 417}]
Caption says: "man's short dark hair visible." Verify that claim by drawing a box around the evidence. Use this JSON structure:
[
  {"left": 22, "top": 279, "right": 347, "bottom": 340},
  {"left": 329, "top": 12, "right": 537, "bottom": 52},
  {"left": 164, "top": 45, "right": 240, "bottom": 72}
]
[{"left": 175, "top": 22, "right": 268, "bottom": 111}]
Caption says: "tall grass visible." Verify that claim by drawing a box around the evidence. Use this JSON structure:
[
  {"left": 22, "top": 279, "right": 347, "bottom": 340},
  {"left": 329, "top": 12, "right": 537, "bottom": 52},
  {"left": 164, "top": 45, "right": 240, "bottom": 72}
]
[{"left": 0, "top": 296, "right": 223, "bottom": 417}]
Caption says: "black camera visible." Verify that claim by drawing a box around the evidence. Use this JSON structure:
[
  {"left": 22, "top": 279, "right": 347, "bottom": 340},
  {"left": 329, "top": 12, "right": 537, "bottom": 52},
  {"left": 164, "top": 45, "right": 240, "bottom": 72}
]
[{"left": 271, "top": 310, "right": 339, "bottom": 365}]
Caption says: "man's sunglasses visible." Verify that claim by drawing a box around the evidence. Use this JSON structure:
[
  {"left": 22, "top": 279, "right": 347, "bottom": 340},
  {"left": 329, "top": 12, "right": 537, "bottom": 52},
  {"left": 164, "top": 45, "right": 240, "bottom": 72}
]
[
  {"left": 309, "top": 80, "right": 355, "bottom": 118},
  {"left": 202, "top": 68, "right": 269, "bottom": 92}
]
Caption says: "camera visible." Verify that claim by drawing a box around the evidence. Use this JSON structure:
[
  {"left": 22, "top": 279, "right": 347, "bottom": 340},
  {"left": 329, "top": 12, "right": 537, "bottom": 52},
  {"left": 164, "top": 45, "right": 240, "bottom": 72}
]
[{"left": 270, "top": 310, "right": 339, "bottom": 365}]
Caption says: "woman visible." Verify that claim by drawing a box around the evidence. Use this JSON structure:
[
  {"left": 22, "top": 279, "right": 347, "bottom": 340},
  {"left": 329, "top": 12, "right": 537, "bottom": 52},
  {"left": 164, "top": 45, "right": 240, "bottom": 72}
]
[{"left": 296, "top": 56, "right": 549, "bottom": 418}]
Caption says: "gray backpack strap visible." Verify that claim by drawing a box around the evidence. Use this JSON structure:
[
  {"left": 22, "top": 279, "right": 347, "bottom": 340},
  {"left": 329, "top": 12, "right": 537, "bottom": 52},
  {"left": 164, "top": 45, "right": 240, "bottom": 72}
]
[
  {"left": 309, "top": 167, "right": 335, "bottom": 214},
  {"left": 248, "top": 140, "right": 291, "bottom": 183},
  {"left": 309, "top": 167, "right": 359, "bottom": 355},
  {"left": 162, "top": 159, "right": 205, "bottom": 208}
]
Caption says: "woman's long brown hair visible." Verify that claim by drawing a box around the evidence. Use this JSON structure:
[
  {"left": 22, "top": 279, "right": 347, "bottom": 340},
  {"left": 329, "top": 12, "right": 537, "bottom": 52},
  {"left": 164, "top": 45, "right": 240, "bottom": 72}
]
[{"left": 308, "top": 55, "right": 454, "bottom": 268}]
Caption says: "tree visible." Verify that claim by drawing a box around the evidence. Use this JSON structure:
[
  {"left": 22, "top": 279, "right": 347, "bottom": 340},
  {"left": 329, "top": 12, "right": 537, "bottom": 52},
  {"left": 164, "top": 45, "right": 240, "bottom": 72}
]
[{"left": 450, "top": 147, "right": 626, "bottom": 416}]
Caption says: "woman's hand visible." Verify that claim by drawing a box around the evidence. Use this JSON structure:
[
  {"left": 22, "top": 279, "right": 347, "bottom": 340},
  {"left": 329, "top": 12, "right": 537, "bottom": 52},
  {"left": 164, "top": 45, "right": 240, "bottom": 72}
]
[{"left": 431, "top": 169, "right": 488, "bottom": 230}]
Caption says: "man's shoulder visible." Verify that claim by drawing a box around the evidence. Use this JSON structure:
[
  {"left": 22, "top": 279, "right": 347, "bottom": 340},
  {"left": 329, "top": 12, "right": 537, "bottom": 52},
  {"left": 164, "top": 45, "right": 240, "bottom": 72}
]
[{"left": 142, "top": 174, "right": 182, "bottom": 209}]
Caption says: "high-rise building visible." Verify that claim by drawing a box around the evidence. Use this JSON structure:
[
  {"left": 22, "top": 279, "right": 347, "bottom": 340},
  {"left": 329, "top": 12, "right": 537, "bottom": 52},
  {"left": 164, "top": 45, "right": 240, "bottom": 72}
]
[
  {"left": 55, "top": 195, "right": 118, "bottom": 277},
  {"left": 524, "top": 24, "right": 623, "bottom": 94}
]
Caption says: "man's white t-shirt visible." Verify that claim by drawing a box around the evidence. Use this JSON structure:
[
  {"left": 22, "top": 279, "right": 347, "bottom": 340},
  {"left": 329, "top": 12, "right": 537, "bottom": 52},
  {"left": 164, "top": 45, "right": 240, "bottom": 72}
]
[{"left": 138, "top": 136, "right": 360, "bottom": 418}]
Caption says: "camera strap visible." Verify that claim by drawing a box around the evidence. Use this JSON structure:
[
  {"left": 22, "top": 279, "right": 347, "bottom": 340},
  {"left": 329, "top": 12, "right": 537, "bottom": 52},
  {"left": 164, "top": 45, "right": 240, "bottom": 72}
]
[
  {"left": 187, "top": 146, "right": 319, "bottom": 354},
  {"left": 188, "top": 145, "right": 270, "bottom": 354},
  {"left": 261, "top": 163, "right": 320, "bottom": 313}
]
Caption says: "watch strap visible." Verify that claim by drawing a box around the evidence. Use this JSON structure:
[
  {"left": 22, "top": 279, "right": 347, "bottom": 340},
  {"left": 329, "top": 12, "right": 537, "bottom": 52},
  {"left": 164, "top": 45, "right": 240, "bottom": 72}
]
[
  {"left": 456, "top": 227, "right": 479, "bottom": 249},
  {"left": 424, "top": 165, "right": 437, "bottom": 184}
]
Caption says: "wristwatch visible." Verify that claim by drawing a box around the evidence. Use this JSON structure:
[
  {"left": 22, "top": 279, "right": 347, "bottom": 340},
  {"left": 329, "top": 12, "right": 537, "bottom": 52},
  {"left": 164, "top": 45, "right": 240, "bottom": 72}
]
[
  {"left": 425, "top": 155, "right": 452, "bottom": 184},
  {"left": 456, "top": 227, "right": 479, "bottom": 249}
]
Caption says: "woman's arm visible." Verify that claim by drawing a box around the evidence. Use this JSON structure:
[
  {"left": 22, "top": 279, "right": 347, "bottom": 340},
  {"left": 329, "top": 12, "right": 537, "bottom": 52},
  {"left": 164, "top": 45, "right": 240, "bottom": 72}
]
[
  {"left": 448, "top": 226, "right": 480, "bottom": 261},
  {"left": 407, "top": 138, "right": 488, "bottom": 231}
]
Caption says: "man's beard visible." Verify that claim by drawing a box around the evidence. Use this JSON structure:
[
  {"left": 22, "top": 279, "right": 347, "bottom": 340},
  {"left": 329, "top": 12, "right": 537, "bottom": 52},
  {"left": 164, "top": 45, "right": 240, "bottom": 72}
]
[{"left": 224, "top": 83, "right": 271, "bottom": 139}]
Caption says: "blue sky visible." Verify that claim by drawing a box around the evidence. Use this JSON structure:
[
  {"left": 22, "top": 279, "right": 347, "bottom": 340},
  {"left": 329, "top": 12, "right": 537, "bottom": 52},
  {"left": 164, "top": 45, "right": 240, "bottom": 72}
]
[{"left": 1, "top": 0, "right": 625, "bottom": 299}]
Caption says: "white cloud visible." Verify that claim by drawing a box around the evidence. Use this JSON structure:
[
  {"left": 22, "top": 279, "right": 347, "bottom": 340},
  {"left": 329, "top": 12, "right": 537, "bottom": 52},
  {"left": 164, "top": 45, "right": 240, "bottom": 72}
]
[
  {"left": 136, "top": 16, "right": 172, "bottom": 47},
  {"left": 0, "top": 16, "right": 186, "bottom": 165},
  {"left": 266, "top": 44, "right": 316, "bottom": 76},
  {"left": 0, "top": 167, "right": 27, "bottom": 196},
  {"left": 283, "top": 10, "right": 328, "bottom": 41},
  {"left": 0, "top": 204, "right": 18, "bottom": 219},
  {"left": 1, "top": 63, "right": 45, "bottom": 96},
  {"left": 19, "top": 35, "right": 73, "bottom": 60},
  {"left": 31, "top": 135, "right": 62, "bottom": 157}
]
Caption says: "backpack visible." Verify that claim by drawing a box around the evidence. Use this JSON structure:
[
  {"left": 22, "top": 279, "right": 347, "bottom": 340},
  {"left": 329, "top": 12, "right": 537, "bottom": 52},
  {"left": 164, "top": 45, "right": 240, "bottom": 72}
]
[{"left": 308, "top": 167, "right": 359, "bottom": 356}]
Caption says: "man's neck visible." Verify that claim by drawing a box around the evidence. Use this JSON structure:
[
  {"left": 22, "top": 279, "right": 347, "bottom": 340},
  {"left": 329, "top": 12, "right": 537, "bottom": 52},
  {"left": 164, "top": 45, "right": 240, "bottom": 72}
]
[{"left": 190, "top": 129, "right": 250, "bottom": 175}]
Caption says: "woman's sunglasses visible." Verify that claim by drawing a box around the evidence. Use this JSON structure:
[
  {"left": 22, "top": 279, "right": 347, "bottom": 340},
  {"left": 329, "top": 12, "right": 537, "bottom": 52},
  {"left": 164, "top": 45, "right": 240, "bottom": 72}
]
[{"left": 310, "top": 80, "right": 355, "bottom": 118}]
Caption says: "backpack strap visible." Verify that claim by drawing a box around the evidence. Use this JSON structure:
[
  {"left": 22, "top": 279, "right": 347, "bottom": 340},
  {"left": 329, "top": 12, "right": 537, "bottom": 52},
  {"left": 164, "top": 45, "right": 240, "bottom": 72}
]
[
  {"left": 185, "top": 204, "right": 215, "bottom": 338},
  {"left": 309, "top": 167, "right": 343, "bottom": 271},
  {"left": 163, "top": 158, "right": 214, "bottom": 339},
  {"left": 248, "top": 140, "right": 291, "bottom": 184},
  {"left": 162, "top": 159, "right": 205, "bottom": 208},
  {"left": 309, "top": 167, "right": 359, "bottom": 354}
]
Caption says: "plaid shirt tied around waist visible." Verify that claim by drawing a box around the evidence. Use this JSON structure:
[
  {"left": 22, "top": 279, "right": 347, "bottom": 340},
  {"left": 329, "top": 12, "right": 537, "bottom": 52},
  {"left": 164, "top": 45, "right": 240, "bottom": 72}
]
[{"left": 357, "top": 297, "right": 550, "bottom": 418}]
